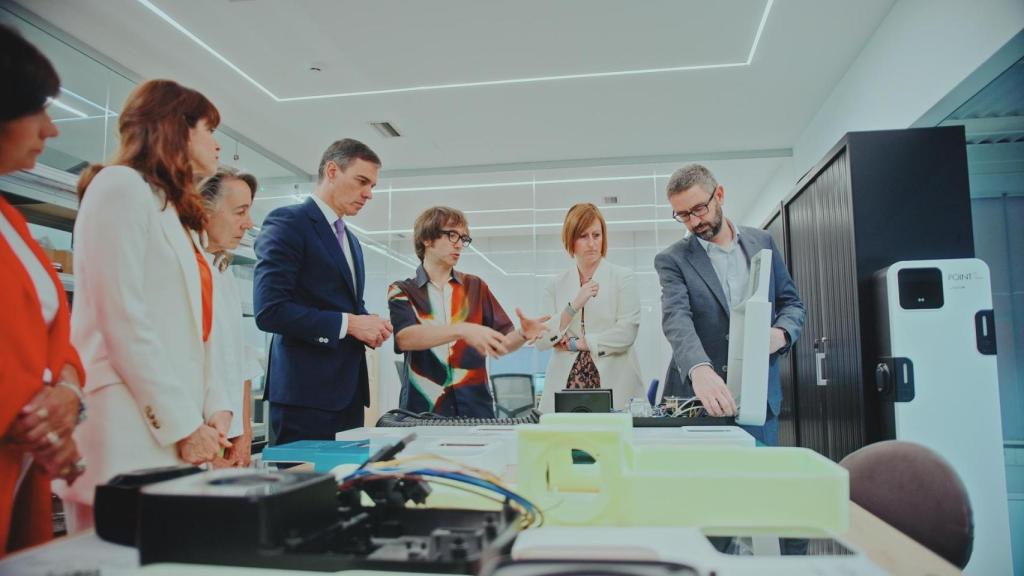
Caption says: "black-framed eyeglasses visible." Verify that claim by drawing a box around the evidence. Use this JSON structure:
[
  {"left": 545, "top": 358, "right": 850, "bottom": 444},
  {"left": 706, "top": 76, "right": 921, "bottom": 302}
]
[
  {"left": 440, "top": 229, "right": 472, "bottom": 246},
  {"left": 672, "top": 192, "right": 716, "bottom": 223}
]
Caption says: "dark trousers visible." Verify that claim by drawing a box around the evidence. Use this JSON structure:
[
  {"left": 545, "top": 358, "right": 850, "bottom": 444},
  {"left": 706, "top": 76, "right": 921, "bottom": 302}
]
[
  {"left": 269, "top": 399, "right": 364, "bottom": 446},
  {"left": 739, "top": 410, "right": 779, "bottom": 446}
]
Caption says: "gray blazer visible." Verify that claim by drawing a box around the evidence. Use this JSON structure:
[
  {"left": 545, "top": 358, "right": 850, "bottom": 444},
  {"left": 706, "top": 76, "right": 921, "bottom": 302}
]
[{"left": 655, "top": 225, "right": 805, "bottom": 416}]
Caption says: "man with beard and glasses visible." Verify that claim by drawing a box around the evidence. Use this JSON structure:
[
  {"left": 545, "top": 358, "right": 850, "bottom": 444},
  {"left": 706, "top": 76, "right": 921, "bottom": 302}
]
[{"left": 654, "top": 164, "right": 804, "bottom": 445}]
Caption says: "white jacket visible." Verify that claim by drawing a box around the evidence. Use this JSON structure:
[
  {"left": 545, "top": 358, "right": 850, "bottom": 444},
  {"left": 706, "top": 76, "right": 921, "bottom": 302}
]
[
  {"left": 62, "top": 166, "right": 231, "bottom": 505},
  {"left": 536, "top": 259, "right": 644, "bottom": 413},
  {"left": 207, "top": 258, "right": 263, "bottom": 438}
]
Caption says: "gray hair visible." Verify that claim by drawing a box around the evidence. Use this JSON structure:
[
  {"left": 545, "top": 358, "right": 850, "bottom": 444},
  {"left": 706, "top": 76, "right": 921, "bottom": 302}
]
[
  {"left": 316, "top": 138, "right": 382, "bottom": 182},
  {"left": 198, "top": 166, "right": 257, "bottom": 270},
  {"left": 198, "top": 165, "right": 257, "bottom": 212},
  {"left": 666, "top": 163, "right": 719, "bottom": 199}
]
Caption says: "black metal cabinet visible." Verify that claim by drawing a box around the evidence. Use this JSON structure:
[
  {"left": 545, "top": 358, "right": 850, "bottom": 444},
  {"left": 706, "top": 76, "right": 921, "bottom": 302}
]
[{"left": 764, "top": 127, "right": 974, "bottom": 461}]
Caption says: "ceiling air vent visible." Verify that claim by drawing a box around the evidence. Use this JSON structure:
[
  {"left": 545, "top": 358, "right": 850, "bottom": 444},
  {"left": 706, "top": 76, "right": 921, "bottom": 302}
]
[
  {"left": 603, "top": 196, "right": 619, "bottom": 205},
  {"left": 370, "top": 121, "right": 401, "bottom": 138}
]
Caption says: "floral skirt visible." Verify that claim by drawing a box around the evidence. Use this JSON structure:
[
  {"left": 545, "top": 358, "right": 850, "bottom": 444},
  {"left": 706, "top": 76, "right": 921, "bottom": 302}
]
[{"left": 566, "top": 351, "right": 601, "bottom": 389}]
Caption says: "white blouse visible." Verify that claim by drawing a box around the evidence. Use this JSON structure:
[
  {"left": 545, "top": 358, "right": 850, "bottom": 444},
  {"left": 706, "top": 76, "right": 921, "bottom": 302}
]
[
  {"left": 207, "top": 254, "right": 262, "bottom": 438},
  {"left": 0, "top": 211, "right": 59, "bottom": 326}
]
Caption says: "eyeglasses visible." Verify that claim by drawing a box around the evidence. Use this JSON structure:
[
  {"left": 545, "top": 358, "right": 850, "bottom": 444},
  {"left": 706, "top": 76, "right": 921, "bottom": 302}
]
[
  {"left": 672, "top": 192, "right": 716, "bottom": 223},
  {"left": 440, "top": 229, "right": 473, "bottom": 246}
]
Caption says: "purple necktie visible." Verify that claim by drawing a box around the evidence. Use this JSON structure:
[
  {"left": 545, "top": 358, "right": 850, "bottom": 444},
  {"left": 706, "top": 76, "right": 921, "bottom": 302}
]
[{"left": 333, "top": 218, "right": 347, "bottom": 251}]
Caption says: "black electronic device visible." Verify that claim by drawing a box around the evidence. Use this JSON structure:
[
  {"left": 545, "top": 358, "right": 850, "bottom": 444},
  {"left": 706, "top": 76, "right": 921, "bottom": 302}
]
[
  {"left": 376, "top": 408, "right": 541, "bottom": 427},
  {"left": 113, "top": 466, "right": 521, "bottom": 573},
  {"left": 554, "top": 389, "right": 613, "bottom": 413},
  {"left": 94, "top": 465, "right": 202, "bottom": 545}
]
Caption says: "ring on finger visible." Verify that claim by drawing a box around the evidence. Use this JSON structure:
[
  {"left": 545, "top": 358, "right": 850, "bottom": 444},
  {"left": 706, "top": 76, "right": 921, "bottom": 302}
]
[
  {"left": 36, "top": 407, "right": 50, "bottom": 420},
  {"left": 46, "top": 431, "right": 60, "bottom": 446}
]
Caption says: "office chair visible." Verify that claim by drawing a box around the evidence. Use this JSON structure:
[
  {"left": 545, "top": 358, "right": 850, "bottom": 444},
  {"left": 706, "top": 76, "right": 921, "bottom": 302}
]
[
  {"left": 839, "top": 440, "right": 974, "bottom": 568},
  {"left": 489, "top": 373, "right": 536, "bottom": 418},
  {"left": 646, "top": 379, "right": 660, "bottom": 406},
  {"left": 394, "top": 359, "right": 409, "bottom": 388}
]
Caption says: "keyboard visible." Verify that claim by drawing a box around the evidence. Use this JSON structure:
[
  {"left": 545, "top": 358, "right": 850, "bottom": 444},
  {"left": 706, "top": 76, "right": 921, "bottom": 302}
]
[
  {"left": 632, "top": 416, "right": 736, "bottom": 427},
  {"left": 376, "top": 409, "right": 541, "bottom": 428}
]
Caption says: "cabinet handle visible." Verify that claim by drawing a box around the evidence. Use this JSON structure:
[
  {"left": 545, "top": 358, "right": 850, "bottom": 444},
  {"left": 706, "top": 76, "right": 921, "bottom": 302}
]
[{"left": 815, "top": 337, "right": 829, "bottom": 386}]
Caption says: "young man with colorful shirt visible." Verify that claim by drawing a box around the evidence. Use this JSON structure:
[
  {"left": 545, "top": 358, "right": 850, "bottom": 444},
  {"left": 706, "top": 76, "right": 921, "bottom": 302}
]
[{"left": 388, "top": 207, "right": 549, "bottom": 417}]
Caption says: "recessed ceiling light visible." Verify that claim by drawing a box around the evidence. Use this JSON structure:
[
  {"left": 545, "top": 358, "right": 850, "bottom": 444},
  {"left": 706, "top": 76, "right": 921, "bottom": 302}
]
[{"left": 370, "top": 121, "right": 402, "bottom": 138}]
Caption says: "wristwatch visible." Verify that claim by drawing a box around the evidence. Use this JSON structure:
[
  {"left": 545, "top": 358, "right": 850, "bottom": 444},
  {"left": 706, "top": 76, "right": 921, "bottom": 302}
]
[{"left": 567, "top": 337, "right": 579, "bottom": 352}]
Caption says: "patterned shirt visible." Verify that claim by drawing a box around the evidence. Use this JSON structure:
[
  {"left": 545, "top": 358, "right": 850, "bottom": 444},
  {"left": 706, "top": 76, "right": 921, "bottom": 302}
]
[{"left": 388, "top": 265, "right": 513, "bottom": 417}]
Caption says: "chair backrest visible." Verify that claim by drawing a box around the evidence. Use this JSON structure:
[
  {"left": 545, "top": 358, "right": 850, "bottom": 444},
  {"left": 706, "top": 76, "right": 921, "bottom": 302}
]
[
  {"left": 490, "top": 373, "right": 536, "bottom": 418},
  {"left": 394, "top": 359, "right": 408, "bottom": 387},
  {"left": 839, "top": 440, "right": 973, "bottom": 568},
  {"left": 646, "top": 379, "right": 660, "bottom": 406}
]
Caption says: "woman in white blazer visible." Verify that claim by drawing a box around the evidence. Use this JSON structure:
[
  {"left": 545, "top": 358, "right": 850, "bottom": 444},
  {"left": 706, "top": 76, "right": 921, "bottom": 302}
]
[
  {"left": 537, "top": 204, "right": 644, "bottom": 412},
  {"left": 199, "top": 166, "right": 260, "bottom": 467},
  {"left": 60, "top": 80, "right": 232, "bottom": 530}
]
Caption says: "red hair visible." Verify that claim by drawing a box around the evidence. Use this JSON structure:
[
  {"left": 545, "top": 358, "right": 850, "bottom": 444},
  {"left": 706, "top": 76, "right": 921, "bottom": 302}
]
[
  {"left": 562, "top": 203, "right": 608, "bottom": 257},
  {"left": 77, "top": 79, "right": 220, "bottom": 231}
]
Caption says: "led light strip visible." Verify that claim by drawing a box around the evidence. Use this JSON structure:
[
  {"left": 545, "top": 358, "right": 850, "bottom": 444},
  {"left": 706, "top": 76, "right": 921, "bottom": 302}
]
[
  {"left": 137, "top": 0, "right": 773, "bottom": 102},
  {"left": 346, "top": 221, "right": 419, "bottom": 270},
  {"left": 47, "top": 97, "right": 87, "bottom": 118},
  {"left": 254, "top": 173, "right": 676, "bottom": 201},
  {"left": 59, "top": 87, "right": 118, "bottom": 116},
  {"left": 467, "top": 245, "right": 509, "bottom": 276},
  {"left": 464, "top": 203, "right": 666, "bottom": 215},
  {"left": 50, "top": 88, "right": 120, "bottom": 122},
  {"left": 360, "top": 216, "right": 677, "bottom": 236},
  {"left": 53, "top": 115, "right": 109, "bottom": 123}
]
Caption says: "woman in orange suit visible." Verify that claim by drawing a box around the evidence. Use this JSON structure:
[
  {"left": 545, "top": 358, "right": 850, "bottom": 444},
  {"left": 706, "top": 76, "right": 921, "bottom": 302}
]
[{"left": 0, "top": 24, "right": 86, "bottom": 555}]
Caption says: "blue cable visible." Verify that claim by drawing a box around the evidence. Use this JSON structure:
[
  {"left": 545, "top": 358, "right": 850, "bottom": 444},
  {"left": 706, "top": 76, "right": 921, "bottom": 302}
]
[{"left": 344, "top": 466, "right": 541, "bottom": 521}]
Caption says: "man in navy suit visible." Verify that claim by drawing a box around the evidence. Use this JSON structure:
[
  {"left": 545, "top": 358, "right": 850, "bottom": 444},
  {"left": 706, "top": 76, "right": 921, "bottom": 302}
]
[
  {"left": 254, "top": 139, "right": 393, "bottom": 444},
  {"left": 655, "top": 164, "right": 804, "bottom": 445}
]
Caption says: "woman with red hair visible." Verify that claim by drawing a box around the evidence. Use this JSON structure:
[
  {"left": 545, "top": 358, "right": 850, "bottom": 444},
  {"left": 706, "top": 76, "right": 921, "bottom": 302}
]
[
  {"left": 0, "top": 24, "right": 86, "bottom": 556},
  {"left": 59, "top": 79, "right": 233, "bottom": 530}
]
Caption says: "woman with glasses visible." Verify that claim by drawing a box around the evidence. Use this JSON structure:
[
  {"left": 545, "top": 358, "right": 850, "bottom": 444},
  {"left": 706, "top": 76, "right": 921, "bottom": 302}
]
[
  {"left": 199, "top": 167, "right": 262, "bottom": 467},
  {"left": 536, "top": 203, "right": 644, "bottom": 413},
  {"left": 388, "top": 206, "right": 549, "bottom": 417},
  {"left": 0, "top": 24, "right": 86, "bottom": 555},
  {"left": 60, "top": 79, "right": 233, "bottom": 530}
]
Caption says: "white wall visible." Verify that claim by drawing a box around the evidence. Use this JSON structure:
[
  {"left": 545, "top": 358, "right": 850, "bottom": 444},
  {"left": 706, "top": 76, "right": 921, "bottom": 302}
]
[
  {"left": 746, "top": 0, "right": 1024, "bottom": 227},
  {"left": 737, "top": 158, "right": 794, "bottom": 227}
]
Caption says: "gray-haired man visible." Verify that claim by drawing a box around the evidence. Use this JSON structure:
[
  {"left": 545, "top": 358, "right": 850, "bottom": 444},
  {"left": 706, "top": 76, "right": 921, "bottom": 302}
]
[{"left": 655, "top": 163, "right": 805, "bottom": 445}]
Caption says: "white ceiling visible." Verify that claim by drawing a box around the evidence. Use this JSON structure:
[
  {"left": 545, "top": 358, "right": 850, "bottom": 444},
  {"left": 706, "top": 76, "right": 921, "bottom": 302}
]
[
  {"left": 19, "top": 0, "right": 895, "bottom": 174},
  {"left": 12, "top": 0, "right": 900, "bottom": 281}
]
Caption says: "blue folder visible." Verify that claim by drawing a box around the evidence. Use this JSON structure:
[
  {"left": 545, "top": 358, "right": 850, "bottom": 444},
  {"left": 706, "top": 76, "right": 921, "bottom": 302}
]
[{"left": 261, "top": 440, "right": 370, "bottom": 472}]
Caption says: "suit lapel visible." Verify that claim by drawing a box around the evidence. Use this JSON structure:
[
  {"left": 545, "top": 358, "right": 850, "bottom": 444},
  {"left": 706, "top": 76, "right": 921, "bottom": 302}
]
[
  {"left": 683, "top": 236, "right": 729, "bottom": 315},
  {"left": 589, "top": 259, "right": 611, "bottom": 322},
  {"left": 303, "top": 198, "right": 357, "bottom": 297},
  {"left": 158, "top": 204, "right": 203, "bottom": 341},
  {"left": 736, "top": 226, "right": 760, "bottom": 266}
]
